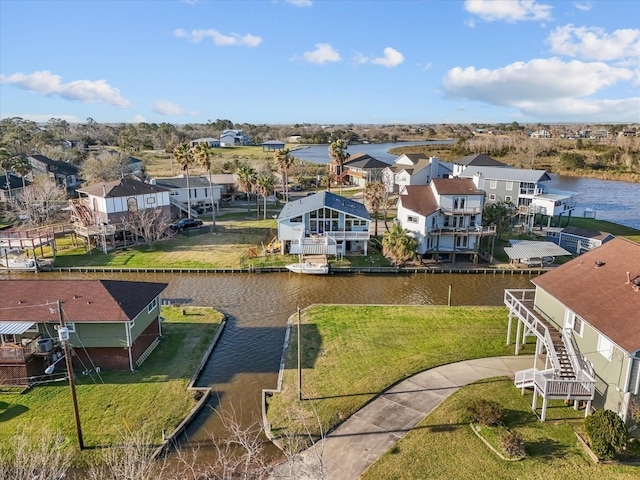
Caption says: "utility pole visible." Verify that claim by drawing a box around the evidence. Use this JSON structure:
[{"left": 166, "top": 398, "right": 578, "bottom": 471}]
[
  {"left": 297, "top": 307, "right": 302, "bottom": 401},
  {"left": 57, "top": 300, "right": 84, "bottom": 451}
]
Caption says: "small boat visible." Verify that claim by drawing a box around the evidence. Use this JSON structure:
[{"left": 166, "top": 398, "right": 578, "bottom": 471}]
[
  {"left": 0, "top": 255, "right": 36, "bottom": 270},
  {"left": 286, "top": 261, "right": 329, "bottom": 275}
]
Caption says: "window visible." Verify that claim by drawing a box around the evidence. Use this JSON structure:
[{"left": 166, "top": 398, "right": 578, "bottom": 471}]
[
  {"left": 407, "top": 215, "right": 418, "bottom": 223},
  {"left": 489, "top": 180, "right": 497, "bottom": 189},
  {"left": 170, "top": 191, "right": 179, "bottom": 196},
  {"left": 489, "top": 194, "right": 496, "bottom": 201},
  {"left": 573, "top": 316, "right": 584, "bottom": 336},
  {"left": 65, "top": 322, "right": 76, "bottom": 333},
  {"left": 146, "top": 197, "right": 156, "bottom": 205},
  {"left": 453, "top": 197, "right": 466, "bottom": 210},
  {"left": 148, "top": 297, "right": 158, "bottom": 313},
  {"left": 506, "top": 181, "right": 513, "bottom": 191},
  {"left": 505, "top": 195, "right": 512, "bottom": 203},
  {"left": 597, "top": 334, "right": 613, "bottom": 361},
  {"left": 127, "top": 197, "right": 137, "bottom": 212}
]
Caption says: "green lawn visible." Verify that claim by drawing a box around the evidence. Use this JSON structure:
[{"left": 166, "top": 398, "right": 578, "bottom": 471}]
[
  {"left": 266, "top": 305, "right": 535, "bottom": 448},
  {"left": 362, "top": 378, "right": 640, "bottom": 480},
  {"left": 0, "top": 306, "right": 222, "bottom": 465}
]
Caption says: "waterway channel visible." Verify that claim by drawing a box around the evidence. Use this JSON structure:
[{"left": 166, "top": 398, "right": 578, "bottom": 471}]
[{"left": 5, "top": 269, "right": 538, "bottom": 462}]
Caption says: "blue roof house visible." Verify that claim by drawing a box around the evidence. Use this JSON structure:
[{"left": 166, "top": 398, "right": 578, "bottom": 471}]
[{"left": 277, "top": 191, "right": 371, "bottom": 256}]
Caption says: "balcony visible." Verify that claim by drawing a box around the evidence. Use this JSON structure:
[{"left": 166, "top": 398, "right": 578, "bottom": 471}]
[{"left": 0, "top": 337, "right": 41, "bottom": 365}]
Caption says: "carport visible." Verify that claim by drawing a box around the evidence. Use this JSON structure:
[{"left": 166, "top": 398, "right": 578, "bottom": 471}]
[{"left": 504, "top": 240, "right": 571, "bottom": 267}]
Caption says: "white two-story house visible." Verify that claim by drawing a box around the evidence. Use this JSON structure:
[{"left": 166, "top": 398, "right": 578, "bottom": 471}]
[
  {"left": 277, "top": 191, "right": 371, "bottom": 256},
  {"left": 382, "top": 154, "right": 451, "bottom": 194},
  {"left": 152, "top": 176, "right": 222, "bottom": 217},
  {"left": 396, "top": 178, "right": 495, "bottom": 264}
]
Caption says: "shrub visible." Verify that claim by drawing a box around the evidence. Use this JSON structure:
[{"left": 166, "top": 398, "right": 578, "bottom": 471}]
[
  {"left": 584, "top": 409, "right": 627, "bottom": 460},
  {"left": 467, "top": 399, "right": 503, "bottom": 426},
  {"left": 500, "top": 430, "right": 526, "bottom": 458}
]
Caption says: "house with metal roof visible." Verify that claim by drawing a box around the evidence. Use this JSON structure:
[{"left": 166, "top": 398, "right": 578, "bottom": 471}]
[
  {"left": 219, "top": 129, "right": 251, "bottom": 147},
  {"left": 396, "top": 178, "right": 496, "bottom": 264},
  {"left": 189, "top": 137, "right": 220, "bottom": 148},
  {"left": 382, "top": 154, "right": 452, "bottom": 194},
  {"left": 505, "top": 237, "right": 640, "bottom": 422},
  {"left": 459, "top": 166, "right": 579, "bottom": 228},
  {"left": 152, "top": 175, "right": 222, "bottom": 216},
  {"left": 0, "top": 280, "right": 168, "bottom": 385},
  {"left": 262, "top": 140, "right": 286, "bottom": 152},
  {"left": 277, "top": 191, "right": 371, "bottom": 256}
]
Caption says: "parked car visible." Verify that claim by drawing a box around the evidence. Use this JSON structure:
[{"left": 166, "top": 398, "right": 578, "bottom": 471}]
[{"left": 169, "top": 218, "right": 203, "bottom": 231}]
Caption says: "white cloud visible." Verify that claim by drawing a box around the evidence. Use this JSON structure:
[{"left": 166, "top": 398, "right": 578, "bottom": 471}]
[
  {"left": 548, "top": 25, "right": 640, "bottom": 62},
  {"left": 573, "top": 1, "right": 592, "bottom": 12},
  {"left": 0, "top": 70, "right": 130, "bottom": 107},
  {"left": 464, "top": 0, "right": 552, "bottom": 23},
  {"left": 442, "top": 58, "right": 633, "bottom": 105},
  {"left": 173, "top": 28, "right": 262, "bottom": 47},
  {"left": 517, "top": 97, "right": 640, "bottom": 121},
  {"left": 286, "top": 0, "right": 312, "bottom": 6},
  {"left": 130, "top": 114, "right": 147, "bottom": 123},
  {"left": 300, "top": 43, "right": 341, "bottom": 64},
  {"left": 370, "top": 47, "right": 404, "bottom": 68},
  {"left": 0, "top": 113, "right": 81, "bottom": 123},
  {"left": 152, "top": 100, "right": 197, "bottom": 116}
]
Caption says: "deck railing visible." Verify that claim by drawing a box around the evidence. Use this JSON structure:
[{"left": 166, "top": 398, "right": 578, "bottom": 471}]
[
  {"left": 534, "top": 369, "right": 595, "bottom": 399},
  {"left": 0, "top": 338, "right": 39, "bottom": 365}
]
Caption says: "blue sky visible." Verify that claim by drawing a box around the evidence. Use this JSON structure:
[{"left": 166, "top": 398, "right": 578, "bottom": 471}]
[{"left": 1, "top": 0, "right": 638, "bottom": 125}]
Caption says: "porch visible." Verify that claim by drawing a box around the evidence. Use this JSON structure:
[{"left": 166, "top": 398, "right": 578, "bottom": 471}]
[{"left": 504, "top": 289, "right": 595, "bottom": 421}]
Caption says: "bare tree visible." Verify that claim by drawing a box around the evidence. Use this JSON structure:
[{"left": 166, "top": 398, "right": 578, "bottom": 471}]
[
  {"left": 121, "top": 207, "right": 173, "bottom": 251},
  {"left": 10, "top": 177, "right": 68, "bottom": 227},
  {"left": 80, "top": 150, "right": 132, "bottom": 185},
  {"left": 0, "top": 428, "right": 72, "bottom": 480}
]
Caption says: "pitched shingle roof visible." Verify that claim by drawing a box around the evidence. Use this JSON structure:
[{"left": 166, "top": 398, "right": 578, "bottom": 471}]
[
  {"left": 460, "top": 166, "right": 551, "bottom": 183},
  {"left": 432, "top": 177, "right": 483, "bottom": 196},
  {"left": 0, "top": 280, "right": 167, "bottom": 323},
  {"left": 344, "top": 153, "right": 389, "bottom": 169},
  {"left": 153, "top": 177, "right": 211, "bottom": 189},
  {"left": 400, "top": 185, "right": 439, "bottom": 217},
  {"left": 77, "top": 178, "right": 168, "bottom": 197},
  {"left": 454, "top": 153, "right": 506, "bottom": 167},
  {"left": 278, "top": 191, "right": 370, "bottom": 221},
  {"left": 532, "top": 237, "right": 640, "bottom": 353},
  {"left": 29, "top": 154, "right": 79, "bottom": 175}
]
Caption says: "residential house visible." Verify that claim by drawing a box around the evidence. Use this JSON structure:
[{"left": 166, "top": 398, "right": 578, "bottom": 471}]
[
  {"left": 505, "top": 237, "right": 640, "bottom": 422},
  {"left": 382, "top": 154, "right": 451, "bottom": 194},
  {"left": 152, "top": 175, "right": 222, "bottom": 215},
  {"left": 27, "top": 154, "right": 80, "bottom": 194},
  {"left": 71, "top": 177, "right": 171, "bottom": 243},
  {"left": 459, "top": 166, "right": 579, "bottom": 228},
  {"left": 277, "top": 191, "right": 371, "bottom": 256},
  {"left": 190, "top": 137, "right": 220, "bottom": 148},
  {"left": 396, "top": 178, "right": 495, "bottom": 264},
  {"left": 209, "top": 174, "right": 238, "bottom": 202},
  {"left": 262, "top": 140, "right": 286, "bottom": 152},
  {"left": 219, "top": 129, "right": 251, "bottom": 147},
  {"left": 451, "top": 153, "right": 506, "bottom": 178},
  {"left": 545, "top": 225, "right": 615, "bottom": 255},
  {"left": 342, "top": 153, "right": 389, "bottom": 187},
  {"left": 531, "top": 130, "right": 551, "bottom": 138},
  {"left": 0, "top": 173, "right": 28, "bottom": 204},
  {"left": 0, "top": 279, "right": 168, "bottom": 384}
]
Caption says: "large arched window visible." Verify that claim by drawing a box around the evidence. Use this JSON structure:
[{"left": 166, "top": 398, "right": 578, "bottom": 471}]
[{"left": 127, "top": 197, "right": 138, "bottom": 212}]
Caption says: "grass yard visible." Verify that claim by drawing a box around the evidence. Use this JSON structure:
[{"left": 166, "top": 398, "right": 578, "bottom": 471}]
[
  {"left": 266, "top": 305, "right": 535, "bottom": 448},
  {"left": 0, "top": 306, "right": 222, "bottom": 465},
  {"left": 361, "top": 378, "right": 640, "bottom": 480}
]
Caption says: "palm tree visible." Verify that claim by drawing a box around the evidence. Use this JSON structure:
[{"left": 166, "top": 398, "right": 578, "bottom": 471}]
[
  {"left": 236, "top": 165, "right": 256, "bottom": 215},
  {"left": 256, "top": 174, "right": 274, "bottom": 220},
  {"left": 382, "top": 223, "right": 417, "bottom": 266},
  {"left": 173, "top": 143, "right": 194, "bottom": 218},
  {"left": 0, "top": 148, "right": 14, "bottom": 201},
  {"left": 11, "top": 155, "right": 32, "bottom": 189},
  {"left": 322, "top": 172, "right": 336, "bottom": 193},
  {"left": 274, "top": 148, "right": 294, "bottom": 202},
  {"left": 329, "top": 139, "right": 349, "bottom": 194},
  {"left": 363, "top": 180, "right": 386, "bottom": 237},
  {"left": 193, "top": 142, "right": 216, "bottom": 227}
]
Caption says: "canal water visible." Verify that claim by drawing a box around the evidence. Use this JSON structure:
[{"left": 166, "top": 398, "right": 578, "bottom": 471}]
[{"left": 6, "top": 270, "right": 537, "bottom": 460}]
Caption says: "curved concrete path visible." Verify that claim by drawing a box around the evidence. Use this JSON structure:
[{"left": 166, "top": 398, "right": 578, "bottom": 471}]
[{"left": 271, "top": 355, "right": 533, "bottom": 480}]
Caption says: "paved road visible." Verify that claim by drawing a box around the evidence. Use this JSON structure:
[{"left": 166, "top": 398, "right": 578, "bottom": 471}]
[{"left": 271, "top": 355, "right": 534, "bottom": 480}]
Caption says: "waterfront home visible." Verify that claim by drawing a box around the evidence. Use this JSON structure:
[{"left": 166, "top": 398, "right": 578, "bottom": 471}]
[
  {"left": 545, "top": 225, "right": 615, "bottom": 254},
  {"left": 382, "top": 154, "right": 451, "bottom": 194},
  {"left": 396, "top": 178, "right": 495, "bottom": 264},
  {"left": 152, "top": 175, "right": 222, "bottom": 216},
  {"left": 342, "top": 153, "right": 389, "bottom": 187},
  {"left": 190, "top": 137, "right": 220, "bottom": 148},
  {"left": 0, "top": 280, "right": 168, "bottom": 385},
  {"left": 277, "top": 191, "right": 371, "bottom": 256},
  {"left": 505, "top": 237, "right": 640, "bottom": 422},
  {"left": 262, "top": 140, "right": 286, "bottom": 151},
  {"left": 219, "top": 129, "right": 251, "bottom": 147},
  {"left": 27, "top": 154, "right": 81, "bottom": 195},
  {"left": 459, "top": 166, "right": 579, "bottom": 227},
  {"left": 450, "top": 153, "right": 506, "bottom": 178}
]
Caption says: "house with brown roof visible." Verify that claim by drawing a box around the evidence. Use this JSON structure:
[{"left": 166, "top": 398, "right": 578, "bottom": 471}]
[
  {"left": 396, "top": 178, "right": 495, "bottom": 264},
  {"left": 0, "top": 280, "right": 167, "bottom": 385},
  {"left": 505, "top": 237, "right": 640, "bottom": 422}
]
